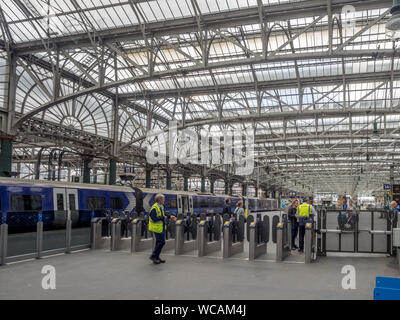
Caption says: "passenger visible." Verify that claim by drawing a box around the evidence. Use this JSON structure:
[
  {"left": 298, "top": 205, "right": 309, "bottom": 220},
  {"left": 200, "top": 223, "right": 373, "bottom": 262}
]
[
  {"left": 342, "top": 198, "right": 348, "bottom": 211},
  {"left": 296, "top": 197, "right": 313, "bottom": 253},
  {"left": 222, "top": 198, "right": 232, "bottom": 217},
  {"left": 234, "top": 200, "right": 245, "bottom": 220},
  {"left": 149, "top": 194, "right": 177, "bottom": 265},
  {"left": 288, "top": 199, "right": 299, "bottom": 250}
]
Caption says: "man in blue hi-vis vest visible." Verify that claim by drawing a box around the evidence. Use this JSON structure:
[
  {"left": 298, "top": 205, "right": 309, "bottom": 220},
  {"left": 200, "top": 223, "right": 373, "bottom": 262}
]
[{"left": 149, "top": 194, "right": 176, "bottom": 265}]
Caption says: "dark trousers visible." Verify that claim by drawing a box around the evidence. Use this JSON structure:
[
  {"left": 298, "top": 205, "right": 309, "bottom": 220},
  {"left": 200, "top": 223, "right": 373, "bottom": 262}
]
[
  {"left": 291, "top": 221, "right": 299, "bottom": 247},
  {"left": 151, "top": 231, "right": 166, "bottom": 259},
  {"left": 298, "top": 225, "right": 306, "bottom": 251}
]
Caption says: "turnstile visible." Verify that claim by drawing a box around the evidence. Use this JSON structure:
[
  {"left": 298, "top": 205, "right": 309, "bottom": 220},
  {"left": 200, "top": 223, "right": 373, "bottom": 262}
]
[
  {"left": 197, "top": 215, "right": 222, "bottom": 257},
  {"left": 175, "top": 215, "right": 198, "bottom": 255},
  {"left": 222, "top": 216, "right": 245, "bottom": 259},
  {"left": 248, "top": 221, "right": 267, "bottom": 260},
  {"left": 91, "top": 218, "right": 111, "bottom": 250},
  {"left": 304, "top": 221, "right": 318, "bottom": 264},
  {"left": 276, "top": 219, "right": 291, "bottom": 261}
]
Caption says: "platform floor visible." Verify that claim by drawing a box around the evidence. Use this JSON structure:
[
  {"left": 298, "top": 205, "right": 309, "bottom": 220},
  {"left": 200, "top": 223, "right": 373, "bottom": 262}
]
[{"left": 0, "top": 244, "right": 398, "bottom": 300}]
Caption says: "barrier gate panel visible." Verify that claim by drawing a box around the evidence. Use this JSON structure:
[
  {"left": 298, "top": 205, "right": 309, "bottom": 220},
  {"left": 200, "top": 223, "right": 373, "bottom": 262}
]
[
  {"left": 358, "top": 211, "right": 372, "bottom": 252},
  {"left": 321, "top": 210, "right": 392, "bottom": 254}
]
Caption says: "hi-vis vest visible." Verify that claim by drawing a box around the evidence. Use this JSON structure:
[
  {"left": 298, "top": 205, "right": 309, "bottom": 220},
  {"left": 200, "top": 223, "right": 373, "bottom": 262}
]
[
  {"left": 148, "top": 203, "right": 165, "bottom": 234},
  {"left": 297, "top": 203, "right": 312, "bottom": 217}
]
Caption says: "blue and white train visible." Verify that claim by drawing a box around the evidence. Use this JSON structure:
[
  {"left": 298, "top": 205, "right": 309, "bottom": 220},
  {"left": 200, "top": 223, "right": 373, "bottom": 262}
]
[{"left": 0, "top": 177, "right": 279, "bottom": 228}]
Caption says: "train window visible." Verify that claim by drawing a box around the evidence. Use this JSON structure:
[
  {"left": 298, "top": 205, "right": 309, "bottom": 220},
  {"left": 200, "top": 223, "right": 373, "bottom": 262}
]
[
  {"left": 211, "top": 198, "right": 219, "bottom": 208},
  {"left": 168, "top": 198, "right": 177, "bottom": 209},
  {"left": 199, "top": 198, "right": 208, "bottom": 208},
  {"left": 69, "top": 194, "right": 76, "bottom": 211},
  {"left": 87, "top": 197, "right": 106, "bottom": 210},
  {"left": 11, "top": 195, "right": 42, "bottom": 211},
  {"left": 56, "top": 194, "right": 64, "bottom": 211},
  {"left": 111, "top": 197, "right": 123, "bottom": 210}
]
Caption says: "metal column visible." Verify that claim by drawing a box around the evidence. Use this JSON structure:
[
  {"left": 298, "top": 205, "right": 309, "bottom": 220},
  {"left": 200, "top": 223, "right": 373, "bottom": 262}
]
[{"left": 0, "top": 224, "right": 7, "bottom": 266}]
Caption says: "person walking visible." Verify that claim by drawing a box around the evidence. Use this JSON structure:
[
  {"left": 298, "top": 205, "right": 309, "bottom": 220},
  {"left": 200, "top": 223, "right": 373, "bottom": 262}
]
[
  {"left": 148, "top": 194, "right": 177, "bottom": 265},
  {"left": 296, "top": 197, "right": 313, "bottom": 253},
  {"left": 288, "top": 199, "right": 299, "bottom": 250}
]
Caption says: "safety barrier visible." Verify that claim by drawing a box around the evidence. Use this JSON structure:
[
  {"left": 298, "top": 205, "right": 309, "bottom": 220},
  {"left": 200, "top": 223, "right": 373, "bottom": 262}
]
[
  {"left": 318, "top": 208, "right": 396, "bottom": 255},
  {"left": 0, "top": 210, "right": 93, "bottom": 265}
]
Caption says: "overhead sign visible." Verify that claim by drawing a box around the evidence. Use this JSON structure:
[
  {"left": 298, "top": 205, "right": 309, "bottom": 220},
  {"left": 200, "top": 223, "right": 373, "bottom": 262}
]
[{"left": 383, "top": 184, "right": 391, "bottom": 190}]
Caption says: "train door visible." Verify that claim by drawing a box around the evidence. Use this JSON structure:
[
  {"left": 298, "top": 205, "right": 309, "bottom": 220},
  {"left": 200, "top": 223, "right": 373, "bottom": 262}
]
[
  {"left": 53, "top": 188, "right": 79, "bottom": 224},
  {"left": 66, "top": 189, "right": 79, "bottom": 224},
  {"left": 189, "top": 196, "right": 194, "bottom": 214},
  {"left": 177, "top": 195, "right": 183, "bottom": 216},
  {"left": 181, "top": 195, "right": 189, "bottom": 215},
  {"left": 53, "top": 188, "right": 66, "bottom": 212}
]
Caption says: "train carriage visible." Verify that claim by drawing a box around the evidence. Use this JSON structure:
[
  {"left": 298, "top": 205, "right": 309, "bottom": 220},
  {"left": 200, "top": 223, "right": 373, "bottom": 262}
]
[{"left": 0, "top": 177, "right": 279, "bottom": 228}]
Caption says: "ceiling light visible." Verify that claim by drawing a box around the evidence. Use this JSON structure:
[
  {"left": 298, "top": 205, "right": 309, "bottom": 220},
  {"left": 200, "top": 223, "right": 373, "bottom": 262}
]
[{"left": 386, "top": 0, "right": 400, "bottom": 40}]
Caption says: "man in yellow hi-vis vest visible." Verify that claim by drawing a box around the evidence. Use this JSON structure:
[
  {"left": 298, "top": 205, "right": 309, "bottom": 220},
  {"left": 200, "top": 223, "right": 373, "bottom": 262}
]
[
  {"left": 149, "top": 194, "right": 176, "bottom": 264},
  {"left": 296, "top": 197, "right": 314, "bottom": 253}
]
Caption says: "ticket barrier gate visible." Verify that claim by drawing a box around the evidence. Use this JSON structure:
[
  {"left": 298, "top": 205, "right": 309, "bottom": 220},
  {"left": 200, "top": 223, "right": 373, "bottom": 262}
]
[
  {"left": 304, "top": 221, "right": 318, "bottom": 264},
  {"left": 91, "top": 217, "right": 111, "bottom": 250},
  {"left": 223, "top": 215, "right": 245, "bottom": 259},
  {"left": 394, "top": 228, "right": 400, "bottom": 271},
  {"left": 198, "top": 214, "right": 222, "bottom": 257},
  {"left": 248, "top": 215, "right": 269, "bottom": 260},
  {"left": 276, "top": 216, "right": 292, "bottom": 262},
  {"left": 318, "top": 209, "right": 396, "bottom": 256},
  {"left": 175, "top": 214, "right": 198, "bottom": 255},
  {"left": 91, "top": 212, "right": 132, "bottom": 251}
]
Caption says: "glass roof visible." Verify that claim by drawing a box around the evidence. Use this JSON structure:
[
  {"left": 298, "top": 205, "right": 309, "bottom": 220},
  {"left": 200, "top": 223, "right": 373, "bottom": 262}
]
[{"left": 1, "top": 0, "right": 398, "bottom": 194}]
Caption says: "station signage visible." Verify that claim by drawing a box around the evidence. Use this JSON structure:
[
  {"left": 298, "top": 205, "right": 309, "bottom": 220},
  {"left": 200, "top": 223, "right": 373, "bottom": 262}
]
[{"left": 383, "top": 184, "right": 391, "bottom": 190}]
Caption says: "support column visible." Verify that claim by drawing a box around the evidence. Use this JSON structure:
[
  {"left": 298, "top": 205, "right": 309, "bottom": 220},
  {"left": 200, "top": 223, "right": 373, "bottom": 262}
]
[
  {"left": 166, "top": 170, "right": 172, "bottom": 190},
  {"left": 201, "top": 177, "right": 206, "bottom": 193},
  {"left": 229, "top": 183, "right": 234, "bottom": 196},
  {"left": 145, "top": 167, "right": 153, "bottom": 189},
  {"left": 225, "top": 180, "right": 229, "bottom": 195},
  {"left": 0, "top": 138, "right": 12, "bottom": 177},
  {"left": 210, "top": 178, "right": 216, "bottom": 194},
  {"left": 255, "top": 186, "right": 259, "bottom": 198},
  {"left": 83, "top": 157, "right": 92, "bottom": 184},
  {"left": 183, "top": 174, "right": 190, "bottom": 192},
  {"left": 93, "top": 168, "right": 98, "bottom": 184},
  {"left": 242, "top": 184, "right": 247, "bottom": 197},
  {"left": 109, "top": 160, "right": 117, "bottom": 185},
  {"left": 1, "top": 53, "right": 17, "bottom": 178}
]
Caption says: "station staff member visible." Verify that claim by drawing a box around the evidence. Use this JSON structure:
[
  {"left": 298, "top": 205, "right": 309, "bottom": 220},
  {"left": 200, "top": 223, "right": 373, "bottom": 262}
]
[
  {"left": 296, "top": 197, "right": 314, "bottom": 253},
  {"left": 149, "top": 194, "right": 176, "bottom": 265}
]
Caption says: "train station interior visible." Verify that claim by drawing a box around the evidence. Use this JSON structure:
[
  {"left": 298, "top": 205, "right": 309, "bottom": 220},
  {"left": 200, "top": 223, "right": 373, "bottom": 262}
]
[{"left": 1, "top": 0, "right": 400, "bottom": 301}]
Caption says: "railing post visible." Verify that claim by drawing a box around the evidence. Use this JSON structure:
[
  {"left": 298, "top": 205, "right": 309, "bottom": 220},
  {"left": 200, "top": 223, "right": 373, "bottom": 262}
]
[
  {"left": 36, "top": 212, "right": 43, "bottom": 259},
  {"left": 0, "top": 222, "right": 8, "bottom": 266},
  {"left": 66, "top": 217, "right": 72, "bottom": 254}
]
